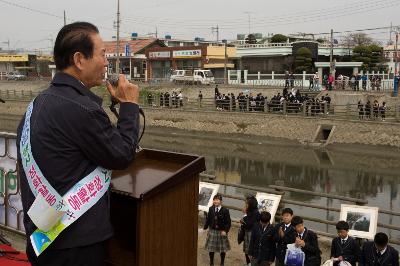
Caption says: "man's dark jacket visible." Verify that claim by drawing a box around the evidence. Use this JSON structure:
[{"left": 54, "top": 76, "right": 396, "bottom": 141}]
[{"left": 17, "top": 72, "right": 140, "bottom": 249}]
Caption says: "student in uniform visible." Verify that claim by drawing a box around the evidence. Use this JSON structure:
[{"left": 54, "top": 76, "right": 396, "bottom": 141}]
[
  {"left": 248, "top": 211, "right": 276, "bottom": 266},
  {"left": 360, "top": 232, "right": 399, "bottom": 266},
  {"left": 292, "top": 216, "right": 321, "bottom": 266},
  {"left": 330, "top": 221, "right": 360, "bottom": 266},
  {"left": 240, "top": 196, "right": 261, "bottom": 266},
  {"left": 274, "top": 208, "right": 296, "bottom": 266},
  {"left": 204, "top": 194, "right": 231, "bottom": 266}
]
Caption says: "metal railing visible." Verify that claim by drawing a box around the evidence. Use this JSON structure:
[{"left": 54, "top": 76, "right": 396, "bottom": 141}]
[
  {"left": 0, "top": 132, "right": 25, "bottom": 236},
  {"left": 0, "top": 90, "right": 398, "bottom": 124},
  {"left": 141, "top": 96, "right": 400, "bottom": 123},
  {"left": 0, "top": 89, "right": 39, "bottom": 102}
]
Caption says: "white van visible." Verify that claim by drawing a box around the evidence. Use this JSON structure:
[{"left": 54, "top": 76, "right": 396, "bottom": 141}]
[{"left": 170, "top": 69, "right": 214, "bottom": 85}]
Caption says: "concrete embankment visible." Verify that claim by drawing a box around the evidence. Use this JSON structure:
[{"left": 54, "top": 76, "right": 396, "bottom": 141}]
[{"left": 144, "top": 108, "right": 400, "bottom": 148}]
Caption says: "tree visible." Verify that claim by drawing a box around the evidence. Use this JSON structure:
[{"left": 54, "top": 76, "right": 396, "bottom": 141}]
[
  {"left": 294, "top": 47, "right": 313, "bottom": 73},
  {"left": 352, "top": 44, "right": 387, "bottom": 72},
  {"left": 270, "top": 34, "right": 288, "bottom": 43},
  {"left": 245, "top": 34, "right": 257, "bottom": 44},
  {"left": 343, "top": 33, "right": 373, "bottom": 47}
]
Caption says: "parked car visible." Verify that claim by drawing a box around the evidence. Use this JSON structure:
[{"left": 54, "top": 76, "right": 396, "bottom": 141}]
[
  {"left": 6, "top": 72, "right": 27, "bottom": 80},
  {"left": 170, "top": 69, "right": 215, "bottom": 85}
]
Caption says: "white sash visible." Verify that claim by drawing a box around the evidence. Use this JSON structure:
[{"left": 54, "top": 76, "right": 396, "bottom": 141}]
[{"left": 20, "top": 100, "right": 112, "bottom": 256}]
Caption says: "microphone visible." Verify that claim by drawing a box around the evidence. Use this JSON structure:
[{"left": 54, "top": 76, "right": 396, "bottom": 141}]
[
  {"left": 107, "top": 74, "right": 120, "bottom": 89},
  {"left": 107, "top": 74, "right": 145, "bottom": 150},
  {"left": 107, "top": 74, "right": 144, "bottom": 115}
]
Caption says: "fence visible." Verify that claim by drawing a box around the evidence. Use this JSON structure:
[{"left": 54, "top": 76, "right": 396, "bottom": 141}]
[
  {"left": 0, "top": 132, "right": 24, "bottom": 236},
  {"left": 142, "top": 95, "right": 400, "bottom": 123},
  {"left": 200, "top": 174, "right": 400, "bottom": 245},
  {"left": 1, "top": 89, "right": 398, "bottom": 123}
]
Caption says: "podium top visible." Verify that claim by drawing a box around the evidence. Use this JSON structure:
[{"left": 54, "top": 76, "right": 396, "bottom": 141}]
[{"left": 111, "top": 149, "right": 205, "bottom": 200}]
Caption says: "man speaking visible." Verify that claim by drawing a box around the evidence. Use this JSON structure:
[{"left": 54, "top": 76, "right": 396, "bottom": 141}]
[{"left": 16, "top": 22, "right": 140, "bottom": 265}]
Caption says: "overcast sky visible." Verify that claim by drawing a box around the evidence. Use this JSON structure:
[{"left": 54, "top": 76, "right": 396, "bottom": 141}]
[{"left": 0, "top": 0, "right": 399, "bottom": 53}]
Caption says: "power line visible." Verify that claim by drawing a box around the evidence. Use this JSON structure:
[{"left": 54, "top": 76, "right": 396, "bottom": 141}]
[
  {"left": 0, "top": 0, "right": 63, "bottom": 19},
  {"left": 122, "top": 0, "right": 395, "bottom": 29}
]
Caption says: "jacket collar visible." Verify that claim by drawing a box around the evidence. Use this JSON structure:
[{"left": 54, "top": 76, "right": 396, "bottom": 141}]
[{"left": 51, "top": 72, "right": 103, "bottom": 106}]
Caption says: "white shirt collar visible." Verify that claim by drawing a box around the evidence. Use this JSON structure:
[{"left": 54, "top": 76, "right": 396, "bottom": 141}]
[
  {"left": 379, "top": 247, "right": 387, "bottom": 255},
  {"left": 341, "top": 236, "right": 349, "bottom": 242}
]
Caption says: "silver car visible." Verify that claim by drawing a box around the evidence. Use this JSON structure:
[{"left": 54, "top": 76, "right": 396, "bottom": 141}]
[{"left": 6, "top": 72, "right": 27, "bottom": 80}]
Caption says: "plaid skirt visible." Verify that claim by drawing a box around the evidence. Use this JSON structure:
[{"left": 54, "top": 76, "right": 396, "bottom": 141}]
[
  {"left": 243, "top": 230, "right": 252, "bottom": 254},
  {"left": 205, "top": 229, "right": 231, "bottom": 253}
]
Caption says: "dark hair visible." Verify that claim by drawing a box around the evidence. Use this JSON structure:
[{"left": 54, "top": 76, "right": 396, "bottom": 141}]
[
  {"left": 336, "top": 221, "right": 350, "bottom": 231},
  {"left": 260, "top": 211, "right": 271, "bottom": 223},
  {"left": 213, "top": 193, "right": 222, "bottom": 201},
  {"left": 282, "top": 208, "right": 294, "bottom": 216},
  {"left": 245, "top": 196, "right": 258, "bottom": 214},
  {"left": 374, "top": 232, "right": 389, "bottom": 247},
  {"left": 291, "top": 216, "right": 304, "bottom": 227},
  {"left": 54, "top": 22, "right": 99, "bottom": 70}
]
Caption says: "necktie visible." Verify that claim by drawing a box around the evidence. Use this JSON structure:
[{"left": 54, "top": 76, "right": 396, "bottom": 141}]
[
  {"left": 298, "top": 234, "right": 302, "bottom": 240},
  {"left": 342, "top": 239, "right": 346, "bottom": 245}
]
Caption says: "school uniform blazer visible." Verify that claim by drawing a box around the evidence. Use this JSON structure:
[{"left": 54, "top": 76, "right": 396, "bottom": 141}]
[
  {"left": 274, "top": 222, "right": 297, "bottom": 260},
  {"left": 242, "top": 210, "right": 261, "bottom": 232},
  {"left": 298, "top": 228, "right": 321, "bottom": 266},
  {"left": 248, "top": 223, "right": 276, "bottom": 262},
  {"left": 204, "top": 206, "right": 231, "bottom": 233},
  {"left": 330, "top": 236, "right": 360, "bottom": 266},
  {"left": 360, "top": 241, "right": 399, "bottom": 266}
]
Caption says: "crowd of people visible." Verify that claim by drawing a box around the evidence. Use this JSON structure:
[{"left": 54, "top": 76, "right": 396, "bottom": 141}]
[
  {"left": 212, "top": 85, "right": 333, "bottom": 117},
  {"left": 157, "top": 91, "right": 184, "bottom": 108},
  {"left": 202, "top": 194, "right": 399, "bottom": 266},
  {"left": 335, "top": 74, "right": 383, "bottom": 91},
  {"left": 358, "top": 100, "right": 388, "bottom": 121}
]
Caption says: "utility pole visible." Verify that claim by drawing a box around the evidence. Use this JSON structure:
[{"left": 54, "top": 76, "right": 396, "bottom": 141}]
[
  {"left": 223, "top": 40, "right": 228, "bottom": 84},
  {"left": 330, "top": 29, "right": 334, "bottom": 75},
  {"left": 389, "top": 22, "right": 393, "bottom": 45},
  {"left": 395, "top": 30, "right": 399, "bottom": 75},
  {"left": 211, "top": 25, "right": 219, "bottom": 44},
  {"left": 244, "top": 12, "right": 252, "bottom": 35},
  {"left": 116, "top": 0, "right": 121, "bottom": 74},
  {"left": 2, "top": 39, "right": 10, "bottom": 51},
  {"left": 63, "top": 10, "right": 66, "bottom": 26}
]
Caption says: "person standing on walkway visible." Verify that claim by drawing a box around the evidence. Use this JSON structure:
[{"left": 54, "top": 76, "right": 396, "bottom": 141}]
[
  {"left": 328, "top": 73, "right": 335, "bottom": 91},
  {"left": 204, "top": 194, "right": 231, "bottom": 266},
  {"left": 274, "top": 208, "right": 296, "bottom": 266},
  {"left": 240, "top": 196, "right": 261, "bottom": 266},
  {"left": 313, "top": 72, "right": 320, "bottom": 91},
  {"left": 292, "top": 216, "right": 321, "bottom": 266},
  {"left": 248, "top": 211, "right": 276, "bottom": 266},
  {"left": 330, "top": 221, "right": 360, "bottom": 266},
  {"left": 360, "top": 232, "right": 399, "bottom": 266}
]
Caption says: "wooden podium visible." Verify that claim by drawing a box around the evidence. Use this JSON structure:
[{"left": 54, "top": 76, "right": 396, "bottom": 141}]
[{"left": 106, "top": 148, "right": 206, "bottom": 266}]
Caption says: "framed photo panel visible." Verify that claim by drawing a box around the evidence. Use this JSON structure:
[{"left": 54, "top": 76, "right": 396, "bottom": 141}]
[
  {"left": 256, "top": 193, "right": 282, "bottom": 223},
  {"left": 198, "top": 182, "right": 220, "bottom": 212},
  {"left": 340, "top": 204, "right": 379, "bottom": 239}
]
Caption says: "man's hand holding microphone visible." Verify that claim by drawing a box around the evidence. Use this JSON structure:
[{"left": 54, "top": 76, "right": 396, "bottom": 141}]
[{"left": 106, "top": 74, "right": 139, "bottom": 104}]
